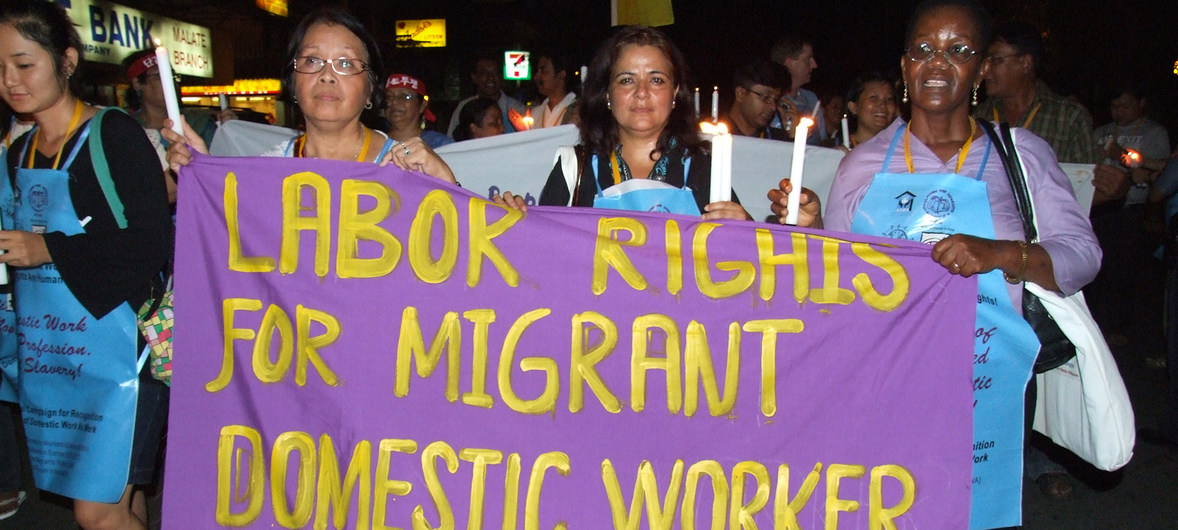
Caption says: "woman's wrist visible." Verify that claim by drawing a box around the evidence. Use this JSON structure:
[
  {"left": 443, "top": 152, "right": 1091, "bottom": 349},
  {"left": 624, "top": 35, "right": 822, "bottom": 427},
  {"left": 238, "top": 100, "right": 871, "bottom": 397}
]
[{"left": 1003, "top": 240, "right": 1028, "bottom": 284}]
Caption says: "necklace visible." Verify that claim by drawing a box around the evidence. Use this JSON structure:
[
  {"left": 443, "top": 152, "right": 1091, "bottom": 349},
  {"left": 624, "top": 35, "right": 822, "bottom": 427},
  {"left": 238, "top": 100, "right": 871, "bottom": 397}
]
[
  {"left": 27, "top": 100, "right": 85, "bottom": 170},
  {"left": 904, "top": 117, "right": 976, "bottom": 174},
  {"left": 295, "top": 127, "right": 373, "bottom": 161}
]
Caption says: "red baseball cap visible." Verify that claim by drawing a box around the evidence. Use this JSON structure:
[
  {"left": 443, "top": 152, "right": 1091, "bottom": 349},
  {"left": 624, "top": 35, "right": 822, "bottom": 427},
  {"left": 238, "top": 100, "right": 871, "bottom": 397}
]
[
  {"left": 126, "top": 53, "right": 159, "bottom": 80},
  {"left": 385, "top": 73, "right": 435, "bottom": 121}
]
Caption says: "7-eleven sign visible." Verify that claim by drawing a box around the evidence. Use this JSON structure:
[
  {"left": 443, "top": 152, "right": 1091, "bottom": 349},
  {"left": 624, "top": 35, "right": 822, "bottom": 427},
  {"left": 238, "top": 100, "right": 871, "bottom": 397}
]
[{"left": 504, "top": 51, "right": 530, "bottom": 81}]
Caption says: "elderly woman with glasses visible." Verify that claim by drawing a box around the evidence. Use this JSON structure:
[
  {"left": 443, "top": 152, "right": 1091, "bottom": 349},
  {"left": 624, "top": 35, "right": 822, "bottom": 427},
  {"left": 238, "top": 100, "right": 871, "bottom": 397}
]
[
  {"left": 383, "top": 73, "right": 454, "bottom": 150},
  {"left": 163, "top": 8, "right": 455, "bottom": 183},
  {"left": 770, "top": 0, "right": 1099, "bottom": 526}
]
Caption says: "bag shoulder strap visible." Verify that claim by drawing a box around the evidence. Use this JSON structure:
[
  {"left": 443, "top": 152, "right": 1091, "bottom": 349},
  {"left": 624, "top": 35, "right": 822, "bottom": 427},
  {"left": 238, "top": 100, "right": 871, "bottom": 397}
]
[
  {"left": 979, "top": 120, "right": 1035, "bottom": 241},
  {"left": 88, "top": 107, "right": 129, "bottom": 229}
]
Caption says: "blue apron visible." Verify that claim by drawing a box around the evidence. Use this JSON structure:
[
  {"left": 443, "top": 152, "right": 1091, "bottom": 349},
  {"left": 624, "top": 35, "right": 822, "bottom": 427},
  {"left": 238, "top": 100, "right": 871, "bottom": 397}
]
[
  {"left": 850, "top": 125, "right": 1038, "bottom": 530},
  {"left": 0, "top": 127, "right": 17, "bottom": 402},
  {"left": 591, "top": 153, "right": 701, "bottom": 216},
  {"left": 11, "top": 118, "right": 142, "bottom": 503}
]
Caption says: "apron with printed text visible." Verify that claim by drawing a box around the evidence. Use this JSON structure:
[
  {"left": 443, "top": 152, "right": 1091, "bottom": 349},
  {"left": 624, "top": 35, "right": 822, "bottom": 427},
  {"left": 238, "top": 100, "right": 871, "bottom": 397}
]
[
  {"left": 0, "top": 128, "right": 17, "bottom": 402},
  {"left": 850, "top": 124, "right": 1038, "bottom": 530},
  {"left": 591, "top": 153, "right": 701, "bottom": 216},
  {"left": 11, "top": 121, "right": 141, "bottom": 502}
]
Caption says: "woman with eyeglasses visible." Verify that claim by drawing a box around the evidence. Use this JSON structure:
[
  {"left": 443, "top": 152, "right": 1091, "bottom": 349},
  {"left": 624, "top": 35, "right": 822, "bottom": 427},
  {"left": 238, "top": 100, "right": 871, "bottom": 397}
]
[
  {"left": 770, "top": 0, "right": 1099, "bottom": 526},
  {"left": 164, "top": 8, "right": 456, "bottom": 184},
  {"left": 383, "top": 73, "right": 453, "bottom": 150}
]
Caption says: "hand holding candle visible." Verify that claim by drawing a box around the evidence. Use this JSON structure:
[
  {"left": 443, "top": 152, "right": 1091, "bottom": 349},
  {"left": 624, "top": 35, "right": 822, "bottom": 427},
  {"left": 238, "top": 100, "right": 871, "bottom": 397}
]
[
  {"left": 154, "top": 42, "right": 183, "bottom": 136},
  {"left": 701, "top": 122, "right": 732, "bottom": 203},
  {"left": 785, "top": 117, "right": 814, "bottom": 225}
]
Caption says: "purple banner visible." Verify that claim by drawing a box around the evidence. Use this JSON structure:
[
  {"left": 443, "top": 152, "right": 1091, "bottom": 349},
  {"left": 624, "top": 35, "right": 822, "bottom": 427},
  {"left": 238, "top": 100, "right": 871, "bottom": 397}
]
[{"left": 164, "top": 154, "right": 977, "bottom": 528}]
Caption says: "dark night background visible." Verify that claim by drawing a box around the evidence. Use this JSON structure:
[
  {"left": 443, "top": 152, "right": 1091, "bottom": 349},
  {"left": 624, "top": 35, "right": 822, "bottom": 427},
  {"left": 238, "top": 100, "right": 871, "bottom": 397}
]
[{"left": 145, "top": 0, "right": 1178, "bottom": 135}]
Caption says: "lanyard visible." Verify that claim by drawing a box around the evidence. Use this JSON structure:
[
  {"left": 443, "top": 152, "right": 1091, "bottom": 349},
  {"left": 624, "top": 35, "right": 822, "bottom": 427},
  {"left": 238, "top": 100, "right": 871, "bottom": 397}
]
[
  {"left": 26, "top": 100, "right": 85, "bottom": 170},
  {"left": 992, "top": 102, "right": 1042, "bottom": 129},
  {"left": 904, "top": 117, "right": 976, "bottom": 175},
  {"left": 609, "top": 150, "right": 624, "bottom": 186},
  {"left": 295, "top": 127, "right": 373, "bottom": 162}
]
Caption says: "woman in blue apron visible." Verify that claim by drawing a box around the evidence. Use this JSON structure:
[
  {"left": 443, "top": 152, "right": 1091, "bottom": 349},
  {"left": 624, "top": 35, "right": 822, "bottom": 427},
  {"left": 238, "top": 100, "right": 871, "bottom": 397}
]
[
  {"left": 770, "top": 1, "right": 1099, "bottom": 527},
  {"left": 0, "top": 3, "right": 172, "bottom": 528},
  {"left": 495, "top": 26, "right": 751, "bottom": 221},
  {"left": 162, "top": 8, "right": 457, "bottom": 185}
]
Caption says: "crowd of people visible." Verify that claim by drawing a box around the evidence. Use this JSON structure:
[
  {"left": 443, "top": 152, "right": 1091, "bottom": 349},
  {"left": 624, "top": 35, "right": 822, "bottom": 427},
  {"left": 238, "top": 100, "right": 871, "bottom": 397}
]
[{"left": 1, "top": 0, "right": 1175, "bottom": 527}]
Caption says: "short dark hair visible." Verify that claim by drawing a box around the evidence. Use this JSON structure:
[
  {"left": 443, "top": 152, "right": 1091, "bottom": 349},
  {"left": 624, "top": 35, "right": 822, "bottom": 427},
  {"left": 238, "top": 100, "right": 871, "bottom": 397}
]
[
  {"left": 280, "top": 7, "right": 385, "bottom": 112},
  {"left": 578, "top": 25, "right": 701, "bottom": 159},
  {"left": 454, "top": 98, "right": 499, "bottom": 141},
  {"left": 536, "top": 47, "right": 579, "bottom": 91},
  {"left": 846, "top": 72, "right": 896, "bottom": 106},
  {"left": 122, "top": 48, "right": 156, "bottom": 109},
  {"left": 991, "top": 22, "right": 1045, "bottom": 74},
  {"left": 905, "top": 0, "right": 992, "bottom": 57},
  {"left": 733, "top": 58, "right": 789, "bottom": 93},
  {"left": 769, "top": 34, "right": 813, "bottom": 64},
  {"left": 0, "top": 1, "right": 83, "bottom": 97}
]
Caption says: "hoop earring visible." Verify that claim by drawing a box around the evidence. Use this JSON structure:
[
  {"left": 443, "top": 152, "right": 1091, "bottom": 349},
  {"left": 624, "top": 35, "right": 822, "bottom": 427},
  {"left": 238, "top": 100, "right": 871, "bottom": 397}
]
[
  {"left": 292, "top": 95, "right": 299, "bottom": 104},
  {"left": 902, "top": 83, "right": 909, "bottom": 104},
  {"left": 365, "top": 101, "right": 373, "bottom": 110},
  {"left": 971, "top": 85, "right": 979, "bottom": 107}
]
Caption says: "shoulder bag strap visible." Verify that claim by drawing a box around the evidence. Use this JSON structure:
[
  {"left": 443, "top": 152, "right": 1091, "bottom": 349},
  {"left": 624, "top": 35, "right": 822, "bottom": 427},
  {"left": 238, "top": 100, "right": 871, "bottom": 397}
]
[
  {"left": 979, "top": 120, "right": 1035, "bottom": 241},
  {"left": 88, "top": 107, "right": 129, "bottom": 229}
]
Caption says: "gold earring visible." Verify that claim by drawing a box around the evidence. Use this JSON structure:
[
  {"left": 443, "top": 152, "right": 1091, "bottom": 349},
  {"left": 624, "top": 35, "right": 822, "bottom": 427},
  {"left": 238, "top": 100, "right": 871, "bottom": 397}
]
[
  {"left": 971, "top": 85, "right": 979, "bottom": 106},
  {"left": 902, "top": 83, "right": 908, "bottom": 104}
]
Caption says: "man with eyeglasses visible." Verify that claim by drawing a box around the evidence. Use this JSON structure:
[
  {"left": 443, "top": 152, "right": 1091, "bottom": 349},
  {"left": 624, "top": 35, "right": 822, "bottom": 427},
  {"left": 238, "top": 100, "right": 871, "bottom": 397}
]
[
  {"left": 725, "top": 58, "right": 790, "bottom": 141},
  {"left": 974, "top": 23, "right": 1100, "bottom": 167},
  {"left": 769, "top": 34, "right": 823, "bottom": 145}
]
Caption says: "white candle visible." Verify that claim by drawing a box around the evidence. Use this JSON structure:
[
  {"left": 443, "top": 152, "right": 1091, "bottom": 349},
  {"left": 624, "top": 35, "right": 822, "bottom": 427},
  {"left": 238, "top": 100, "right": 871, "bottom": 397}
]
[
  {"left": 701, "top": 122, "right": 732, "bottom": 204},
  {"left": 785, "top": 117, "right": 813, "bottom": 225},
  {"left": 580, "top": 65, "right": 588, "bottom": 83},
  {"left": 154, "top": 43, "right": 183, "bottom": 136},
  {"left": 219, "top": 93, "right": 229, "bottom": 111},
  {"left": 810, "top": 99, "right": 822, "bottom": 120},
  {"left": 694, "top": 87, "right": 700, "bottom": 116},
  {"left": 711, "top": 86, "right": 719, "bottom": 122},
  {"left": 841, "top": 115, "right": 851, "bottom": 149}
]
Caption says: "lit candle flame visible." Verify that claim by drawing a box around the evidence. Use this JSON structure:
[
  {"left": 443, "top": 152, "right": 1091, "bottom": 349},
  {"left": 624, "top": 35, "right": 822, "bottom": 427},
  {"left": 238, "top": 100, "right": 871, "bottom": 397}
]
[
  {"left": 797, "top": 117, "right": 814, "bottom": 129},
  {"left": 699, "top": 122, "right": 728, "bottom": 135}
]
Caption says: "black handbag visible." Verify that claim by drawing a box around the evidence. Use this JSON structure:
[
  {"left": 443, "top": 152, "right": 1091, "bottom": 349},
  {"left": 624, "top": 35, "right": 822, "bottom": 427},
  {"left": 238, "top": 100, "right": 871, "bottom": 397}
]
[{"left": 979, "top": 121, "right": 1077, "bottom": 373}]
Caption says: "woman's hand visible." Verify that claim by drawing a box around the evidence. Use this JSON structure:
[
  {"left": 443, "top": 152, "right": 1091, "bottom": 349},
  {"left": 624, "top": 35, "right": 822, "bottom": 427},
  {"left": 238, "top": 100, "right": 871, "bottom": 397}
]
[
  {"left": 381, "top": 137, "right": 458, "bottom": 185},
  {"left": 162, "top": 115, "right": 208, "bottom": 173},
  {"left": 933, "top": 235, "right": 1060, "bottom": 291},
  {"left": 767, "top": 178, "right": 823, "bottom": 228},
  {"left": 491, "top": 192, "right": 529, "bottom": 212},
  {"left": 0, "top": 230, "right": 51, "bottom": 267},
  {"left": 703, "top": 201, "right": 751, "bottom": 221}
]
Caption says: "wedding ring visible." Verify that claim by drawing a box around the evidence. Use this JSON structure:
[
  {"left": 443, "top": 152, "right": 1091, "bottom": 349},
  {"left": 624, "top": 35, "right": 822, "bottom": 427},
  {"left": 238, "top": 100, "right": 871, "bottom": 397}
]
[
  {"left": 952, "top": 263, "right": 960, "bottom": 271},
  {"left": 403, "top": 147, "right": 411, "bottom": 156}
]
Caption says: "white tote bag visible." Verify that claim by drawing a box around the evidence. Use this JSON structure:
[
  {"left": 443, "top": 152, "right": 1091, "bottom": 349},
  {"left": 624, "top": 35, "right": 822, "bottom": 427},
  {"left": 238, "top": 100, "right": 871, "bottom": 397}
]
[
  {"left": 1007, "top": 126, "right": 1136, "bottom": 471},
  {"left": 1028, "top": 285, "right": 1135, "bottom": 471}
]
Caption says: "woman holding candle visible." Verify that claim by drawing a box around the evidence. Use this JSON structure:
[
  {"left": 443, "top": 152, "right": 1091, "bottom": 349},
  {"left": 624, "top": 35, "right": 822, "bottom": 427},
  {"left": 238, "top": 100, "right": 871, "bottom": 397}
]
[
  {"left": 164, "top": 8, "right": 456, "bottom": 185},
  {"left": 495, "top": 25, "right": 749, "bottom": 220},
  {"left": 0, "top": 2, "right": 173, "bottom": 528},
  {"left": 770, "top": 0, "right": 1099, "bottom": 526}
]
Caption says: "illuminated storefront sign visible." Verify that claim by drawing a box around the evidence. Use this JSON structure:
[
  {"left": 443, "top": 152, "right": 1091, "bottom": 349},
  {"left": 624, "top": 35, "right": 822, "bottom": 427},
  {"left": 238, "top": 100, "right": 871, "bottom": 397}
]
[
  {"left": 395, "top": 19, "right": 446, "bottom": 48},
  {"left": 55, "top": 0, "right": 214, "bottom": 78},
  {"left": 181, "top": 79, "right": 282, "bottom": 96},
  {"left": 256, "top": 0, "right": 288, "bottom": 17},
  {"left": 505, "top": 51, "right": 530, "bottom": 80}
]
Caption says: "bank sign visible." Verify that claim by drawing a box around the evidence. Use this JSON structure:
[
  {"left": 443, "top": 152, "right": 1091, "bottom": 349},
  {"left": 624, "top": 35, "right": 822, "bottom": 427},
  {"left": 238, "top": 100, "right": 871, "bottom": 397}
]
[{"left": 54, "top": 0, "right": 214, "bottom": 78}]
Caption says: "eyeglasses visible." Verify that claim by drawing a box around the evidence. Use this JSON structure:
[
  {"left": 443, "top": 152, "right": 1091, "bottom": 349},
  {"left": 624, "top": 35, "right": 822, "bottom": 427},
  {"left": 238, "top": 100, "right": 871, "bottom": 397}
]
[
  {"left": 292, "top": 56, "right": 370, "bottom": 76},
  {"left": 140, "top": 73, "right": 182, "bottom": 85},
  {"left": 386, "top": 93, "right": 422, "bottom": 103},
  {"left": 905, "top": 42, "right": 978, "bottom": 65},
  {"left": 745, "top": 87, "right": 781, "bottom": 106}
]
